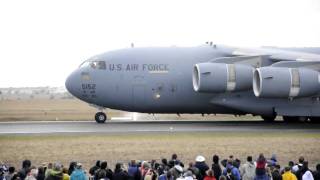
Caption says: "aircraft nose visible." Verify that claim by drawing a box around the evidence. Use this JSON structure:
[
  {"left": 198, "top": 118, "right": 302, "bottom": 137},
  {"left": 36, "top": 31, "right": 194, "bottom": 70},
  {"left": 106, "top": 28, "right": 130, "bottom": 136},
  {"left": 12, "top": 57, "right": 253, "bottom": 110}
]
[{"left": 65, "top": 71, "right": 77, "bottom": 96}]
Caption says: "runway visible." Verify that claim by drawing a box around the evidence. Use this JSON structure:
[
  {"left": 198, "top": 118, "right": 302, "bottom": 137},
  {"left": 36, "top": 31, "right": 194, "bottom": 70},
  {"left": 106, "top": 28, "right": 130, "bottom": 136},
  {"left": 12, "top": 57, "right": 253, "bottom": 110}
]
[{"left": 0, "top": 120, "right": 319, "bottom": 135}]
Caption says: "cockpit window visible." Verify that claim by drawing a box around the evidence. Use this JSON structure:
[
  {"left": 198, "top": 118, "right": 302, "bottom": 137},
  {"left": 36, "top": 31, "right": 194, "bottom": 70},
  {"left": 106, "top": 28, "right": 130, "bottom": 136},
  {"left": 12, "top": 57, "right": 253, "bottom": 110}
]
[
  {"left": 79, "top": 60, "right": 106, "bottom": 70},
  {"left": 79, "top": 61, "right": 90, "bottom": 68},
  {"left": 90, "top": 61, "right": 106, "bottom": 70}
]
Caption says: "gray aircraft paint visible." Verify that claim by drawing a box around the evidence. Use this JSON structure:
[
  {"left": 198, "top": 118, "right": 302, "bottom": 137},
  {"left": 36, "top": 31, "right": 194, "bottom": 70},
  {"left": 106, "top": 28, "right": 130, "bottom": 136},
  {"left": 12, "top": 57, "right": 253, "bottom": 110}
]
[{"left": 65, "top": 44, "right": 320, "bottom": 119}]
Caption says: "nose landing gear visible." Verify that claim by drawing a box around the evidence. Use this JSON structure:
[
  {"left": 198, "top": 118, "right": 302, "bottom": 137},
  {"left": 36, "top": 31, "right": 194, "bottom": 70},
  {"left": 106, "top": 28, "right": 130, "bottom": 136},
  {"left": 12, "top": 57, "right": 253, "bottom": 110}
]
[{"left": 95, "top": 112, "right": 107, "bottom": 123}]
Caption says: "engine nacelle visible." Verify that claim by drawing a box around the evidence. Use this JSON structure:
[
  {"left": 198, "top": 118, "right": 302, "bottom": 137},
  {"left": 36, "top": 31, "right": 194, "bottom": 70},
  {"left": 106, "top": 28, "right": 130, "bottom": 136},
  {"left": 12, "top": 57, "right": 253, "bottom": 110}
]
[
  {"left": 253, "top": 67, "right": 320, "bottom": 98},
  {"left": 193, "top": 63, "right": 254, "bottom": 93}
]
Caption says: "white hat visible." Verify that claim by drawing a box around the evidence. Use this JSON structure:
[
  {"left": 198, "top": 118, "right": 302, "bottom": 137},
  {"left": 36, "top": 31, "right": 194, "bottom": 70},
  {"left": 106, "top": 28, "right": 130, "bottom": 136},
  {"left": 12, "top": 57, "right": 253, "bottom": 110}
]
[
  {"left": 195, "top": 155, "right": 205, "bottom": 162},
  {"left": 174, "top": 165, "right": 183, "bottom": 173},
  {"left": 76, "top": 163, "right": 82, "bottom": 169}
]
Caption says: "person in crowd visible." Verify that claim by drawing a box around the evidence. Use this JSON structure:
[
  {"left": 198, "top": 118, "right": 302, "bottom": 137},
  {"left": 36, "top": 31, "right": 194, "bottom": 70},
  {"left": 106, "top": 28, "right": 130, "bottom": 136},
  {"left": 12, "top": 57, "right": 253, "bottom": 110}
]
[
  {"left": 12, "top": 174, "right": 22, "bottom": 180},
  {"left": 313, "top": 164, "right": 320, "bottom": 180},
  {"left": 141, "top": 161, "right": 151, "bottom": 180},
  {"left": 45, "top": 163, "right": 53, "bottom": 178},
  {"left": 68, "top": 162, "right": 77, "bottom": 176},
  {"left": 182, "top": 170, "right": 193, "bottom": 180},
  {"left": 268, "top": 155, "right": 278, "bottom": 167},
  {"left": 160, "top": 159, "right": 170, "bottom": 174},
  {"left": 5, "top": 166, "right": 16, "bottom": 180},
  {"left": 89, "top": 161, "right": 101, "bottom": 177},
  {"left": 204, "top": 170, "right": 216, "bottom": 180},
  {"left": 37, "top": 166, "right": 45, "bottom": 180},
  {"left": 222, "top": 159, "right": 240, "bottom": 180},
  {"left": 195, "top": 155, "right": 209, "bottom": 180},
  {"left": 292, "top": 157, "right": 305, "bottom": 174},
  {"left": 128, "top": 160, "right": 140, "bottom": 180},
  {"left": 1, "top": 167, "right": 5, "bottom": 180},
  {"left": 240, "top": 156, "right": 255, "bottom": 180},
  {"left": 254, "top": 154, "right": 269, "bottom": 180},
  {"left": 297, "top": 162, "right": 314, "bottom": 180},
  {"left": 221, "top": 160, "right": 228, "bottom": 170},
  {"left": 289, "top": 162, "right": 295, "bottom": 171},
  {"left": 234, "top": 160, "right": 241, "bottom": 170},
  {"left": 18, "top": 160, "right": 32, "bottom": 180},
  {"left": 265, "top": 167, "right": 272, "bottom": 180},
  {"left": 113, "top": 163, "right": 128, "bottom": 180},
  {"left": 144, "top": 169, "right": 157, "bottom": 180},
  {"left": 188, "top": 162, "right": 200, "bottom": 180},
  {"left": 169, "top": 165, "right": 183, "bottom": 180},
  {"left": 62, "top": 168, "right": 70, "bottom": 180},
  {"left": 271, "top": 165, "right": 282, "bottom": 180},
  {"left": 282, "top": 167, "right": 297, "bottom": 180},
  {"left": 95, "top": 161, "right": 113, "bottom": 180},
  {"left": 226, "top": 168, "right": 235, "bottom": 180},
  {"left": 70, "top": 163, "right": 86, "bottom": 180},
  {"left": 169, "top": 154, "right": 183, "bottom": 168},
  {"left": 212, "top": 155, "right": 222, "bottom": 180},
  {"left": 46, "top": 163, "right": 63, "bottom": 180},
  {"left": 158, "top": 171, "right": 173, "bottom": 180},
  {"left": 219, "top": 175, "right": 227, "bottom": 180},
  {"left": 26, "top": 167, "right": 38, "bottom": 180}
]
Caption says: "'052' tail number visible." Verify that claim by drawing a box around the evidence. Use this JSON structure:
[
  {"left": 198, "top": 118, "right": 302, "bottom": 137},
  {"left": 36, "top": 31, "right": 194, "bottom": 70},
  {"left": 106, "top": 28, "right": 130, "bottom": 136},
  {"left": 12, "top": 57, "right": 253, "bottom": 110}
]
[{"left": 81, "top": 84, "right": 97, "bottom": 98}]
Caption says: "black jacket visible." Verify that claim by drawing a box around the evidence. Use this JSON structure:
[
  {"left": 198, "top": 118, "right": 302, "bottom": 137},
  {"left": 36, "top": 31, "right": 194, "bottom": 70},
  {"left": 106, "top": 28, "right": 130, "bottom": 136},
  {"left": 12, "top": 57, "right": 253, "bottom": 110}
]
[
  {"left": 212, "top": 163, "right": 222, "bottom": 180},
  {"left": 113, "top": 170, "right": 129, "bottom": 180}
]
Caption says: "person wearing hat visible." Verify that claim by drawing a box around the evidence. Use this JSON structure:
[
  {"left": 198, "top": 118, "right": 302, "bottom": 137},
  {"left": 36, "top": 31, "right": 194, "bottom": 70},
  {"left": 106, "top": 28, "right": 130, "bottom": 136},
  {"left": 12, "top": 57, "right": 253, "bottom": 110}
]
[
  {"left": 70, "top": 163, "right": 86, "bottom": 180},
  {"left": 169, "top": 165, "right": 184, "bottom": 180},
  {"left": 195, "top": 155, "right": 209, "bottom": 180}
]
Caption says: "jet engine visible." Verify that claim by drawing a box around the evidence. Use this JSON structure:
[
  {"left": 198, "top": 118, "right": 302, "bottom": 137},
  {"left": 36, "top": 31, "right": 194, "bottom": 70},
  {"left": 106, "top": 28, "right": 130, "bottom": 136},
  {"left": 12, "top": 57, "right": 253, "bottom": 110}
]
[
  {"left": 253, "top": 67, "right": 320, "bottom": 98},
  {"left": 193, "top": 63, "right": 254, "bottom": 93}
]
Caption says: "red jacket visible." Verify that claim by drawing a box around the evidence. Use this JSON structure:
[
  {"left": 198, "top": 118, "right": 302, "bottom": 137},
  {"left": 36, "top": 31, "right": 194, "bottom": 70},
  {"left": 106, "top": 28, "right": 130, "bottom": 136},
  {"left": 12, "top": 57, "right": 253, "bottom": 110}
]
[{"left": 204, "top": 176, "right": 216, "bottom": 180}]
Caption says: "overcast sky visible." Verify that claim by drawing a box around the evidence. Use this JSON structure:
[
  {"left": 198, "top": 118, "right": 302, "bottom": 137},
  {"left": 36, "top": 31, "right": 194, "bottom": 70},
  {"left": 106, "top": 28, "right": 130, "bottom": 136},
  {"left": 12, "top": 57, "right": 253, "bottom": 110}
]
[{"left": 0, "top": 0, "right": 319, "bottom": 87}]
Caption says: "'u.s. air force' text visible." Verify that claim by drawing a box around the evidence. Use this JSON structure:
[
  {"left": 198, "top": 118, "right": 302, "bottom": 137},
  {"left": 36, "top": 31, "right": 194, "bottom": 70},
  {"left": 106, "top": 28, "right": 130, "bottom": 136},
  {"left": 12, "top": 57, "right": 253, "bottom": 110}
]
[{"left": 108, "top": 64, "right": 169, "bottom": 71}]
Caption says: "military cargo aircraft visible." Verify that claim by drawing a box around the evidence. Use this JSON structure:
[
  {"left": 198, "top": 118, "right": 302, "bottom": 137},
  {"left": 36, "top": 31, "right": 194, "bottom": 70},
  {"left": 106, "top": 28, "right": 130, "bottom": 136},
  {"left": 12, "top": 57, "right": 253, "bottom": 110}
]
[{"left": 65, "top": 44, "right": 320, "bottom": 123}]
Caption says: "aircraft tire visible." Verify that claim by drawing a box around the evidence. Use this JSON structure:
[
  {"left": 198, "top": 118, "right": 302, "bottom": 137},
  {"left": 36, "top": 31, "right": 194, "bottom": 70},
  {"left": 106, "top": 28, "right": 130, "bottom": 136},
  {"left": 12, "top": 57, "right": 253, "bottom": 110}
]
[
  {"left": 283, "top": 116, "right": 306, "bottom": 123},
  {"left": 261, "top": 115, "right": 276, "bottom": 122},
  {"left": 309, "top": 117, "right": 320, "bottom": 123},
  {"left": 95, "top": 112, "right": 107, "bottom": 123}
]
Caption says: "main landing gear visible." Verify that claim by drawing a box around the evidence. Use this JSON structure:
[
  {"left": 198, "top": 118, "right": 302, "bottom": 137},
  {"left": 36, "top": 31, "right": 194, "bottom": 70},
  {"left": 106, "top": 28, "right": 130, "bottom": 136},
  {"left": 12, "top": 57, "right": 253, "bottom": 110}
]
[
  {"left": 95, "top": 112, "right": 107, "bottom": 123},
  {"left": 261, "top": 115, "right": 276, "bottom": 122}
]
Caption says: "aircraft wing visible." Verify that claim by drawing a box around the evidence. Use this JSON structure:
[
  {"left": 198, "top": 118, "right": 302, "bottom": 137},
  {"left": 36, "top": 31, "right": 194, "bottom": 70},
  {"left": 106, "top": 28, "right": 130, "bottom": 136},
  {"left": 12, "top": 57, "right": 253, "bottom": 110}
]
[{"left": 230, "top": 47, "right": 320, "bottom": 62}]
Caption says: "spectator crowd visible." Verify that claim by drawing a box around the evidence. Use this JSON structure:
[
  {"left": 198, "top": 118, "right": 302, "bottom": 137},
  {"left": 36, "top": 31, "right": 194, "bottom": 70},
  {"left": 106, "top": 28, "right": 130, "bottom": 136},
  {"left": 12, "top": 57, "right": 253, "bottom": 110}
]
[{"left": 1, "top": 153, "right": 319, "bottom": 180}]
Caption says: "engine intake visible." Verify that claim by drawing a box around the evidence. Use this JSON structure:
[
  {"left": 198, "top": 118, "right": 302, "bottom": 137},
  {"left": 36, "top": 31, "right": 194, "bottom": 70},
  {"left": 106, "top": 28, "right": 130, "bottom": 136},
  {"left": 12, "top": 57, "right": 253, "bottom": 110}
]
[
  {"left": 193, "top": 63, "right": 253, "bottom": 93},
  {"left": 253, "top": 67, "right": 320, "bottom": 98}
]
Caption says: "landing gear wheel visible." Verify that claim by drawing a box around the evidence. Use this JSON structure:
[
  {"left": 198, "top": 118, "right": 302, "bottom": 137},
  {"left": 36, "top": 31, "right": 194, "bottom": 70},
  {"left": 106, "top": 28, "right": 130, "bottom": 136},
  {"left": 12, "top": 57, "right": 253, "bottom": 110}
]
[
  {"left": 283, "top": 116, "right": 292, "bottom": 123},
  {"left": 283, "top": 116, "right": 307, "bottom": 123},
  {"left": 309, "top": 117, "right": 320, "bottom": 123},
  {"left": 95, "top": 112, "right": 107, "bottom": 123},
  {"left": 261, "top": 115, "right": 276, "bottom": 122}
]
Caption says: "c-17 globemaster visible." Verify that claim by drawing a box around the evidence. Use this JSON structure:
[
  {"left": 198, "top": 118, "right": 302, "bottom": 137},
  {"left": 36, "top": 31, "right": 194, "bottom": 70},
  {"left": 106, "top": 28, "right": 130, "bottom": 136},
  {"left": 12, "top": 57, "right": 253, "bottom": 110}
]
[{"left": 65, "top": 44, "right": 320, "bottom": 123}]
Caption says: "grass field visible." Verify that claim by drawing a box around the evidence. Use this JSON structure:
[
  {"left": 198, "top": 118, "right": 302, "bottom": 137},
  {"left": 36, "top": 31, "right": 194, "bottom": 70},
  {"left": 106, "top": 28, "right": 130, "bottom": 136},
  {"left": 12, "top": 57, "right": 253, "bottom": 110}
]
[
  {"left": 0, "top": 132, "right": 319, "bottom": 170},
  {"left": 0, "top": 99, "right": 265, "bottom": 121}
]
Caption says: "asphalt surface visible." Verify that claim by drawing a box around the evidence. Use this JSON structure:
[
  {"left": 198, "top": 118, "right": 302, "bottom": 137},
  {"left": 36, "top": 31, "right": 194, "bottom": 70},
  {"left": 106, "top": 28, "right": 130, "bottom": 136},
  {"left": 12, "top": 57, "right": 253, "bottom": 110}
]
[{"left": 0, "top": 120, "right": 319, "bottom": 135}]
